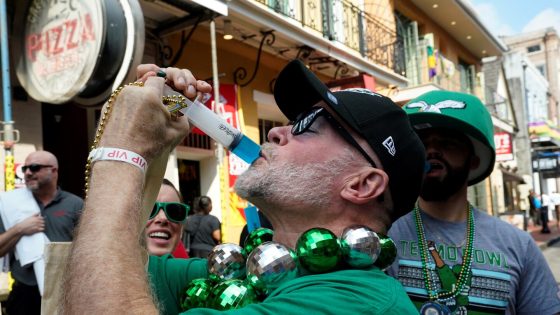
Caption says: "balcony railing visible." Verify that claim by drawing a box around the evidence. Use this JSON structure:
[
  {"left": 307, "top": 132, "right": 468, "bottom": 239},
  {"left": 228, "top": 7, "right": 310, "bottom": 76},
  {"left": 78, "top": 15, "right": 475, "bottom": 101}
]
[
  {"left": 254, "top": 0, "right": 402, "bottom": 73},
  {"left": 181, "top": 133, "right": 212, "bottom": 150},
  {"left": 409, "top": 45, "right": 484, "bottom": 99},
  {"left": 485, "top": 87, "right": 514, "bottom": 123}
]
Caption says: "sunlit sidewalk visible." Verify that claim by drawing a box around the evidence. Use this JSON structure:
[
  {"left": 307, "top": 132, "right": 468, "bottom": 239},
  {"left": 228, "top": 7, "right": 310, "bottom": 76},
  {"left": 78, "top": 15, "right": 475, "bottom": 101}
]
[{"left": 527, "top": 219, "right": 560, "bottom": 250}]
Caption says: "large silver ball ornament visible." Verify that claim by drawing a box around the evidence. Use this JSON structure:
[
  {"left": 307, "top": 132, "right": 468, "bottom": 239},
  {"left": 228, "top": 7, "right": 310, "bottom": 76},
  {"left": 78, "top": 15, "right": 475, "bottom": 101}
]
[
  {"left": 340, "top": 225, "right": 381, "bottom": 268},
  {"left": 207, "top": 243, "right": 246, "bottom": 281},
  {"left": 246, "top": 242, "right": 298, "bottom": 293}
]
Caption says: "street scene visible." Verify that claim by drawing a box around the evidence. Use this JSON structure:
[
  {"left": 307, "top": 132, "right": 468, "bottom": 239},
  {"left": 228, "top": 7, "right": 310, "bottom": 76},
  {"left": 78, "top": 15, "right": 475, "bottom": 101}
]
[{"left": 1, "top": 0, "right": 560, "bottom": 314}]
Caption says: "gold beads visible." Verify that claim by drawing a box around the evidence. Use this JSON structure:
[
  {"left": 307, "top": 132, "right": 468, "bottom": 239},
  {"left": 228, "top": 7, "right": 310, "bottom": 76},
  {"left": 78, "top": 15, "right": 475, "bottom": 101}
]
[
  {"left": 162, "top": 94, "right": 189, "bottom": 113},
  {"left": 83, "top": 82, "right": 190, "bottom": 199},
  {"left": 83, "top": 81, "right": 144, "bottom": 199}
]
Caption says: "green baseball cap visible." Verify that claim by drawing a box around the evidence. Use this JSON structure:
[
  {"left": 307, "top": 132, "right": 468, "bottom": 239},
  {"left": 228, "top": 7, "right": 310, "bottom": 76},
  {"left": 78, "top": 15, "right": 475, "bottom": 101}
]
[{"left": 403, "top": 90, "right": 495, "bottom": 185}]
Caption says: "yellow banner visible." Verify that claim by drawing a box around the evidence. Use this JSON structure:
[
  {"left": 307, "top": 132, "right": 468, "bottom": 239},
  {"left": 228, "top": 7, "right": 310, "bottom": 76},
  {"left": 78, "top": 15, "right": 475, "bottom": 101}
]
[{"left": 5, "top": 155, "right": 15, "bottom": 191}]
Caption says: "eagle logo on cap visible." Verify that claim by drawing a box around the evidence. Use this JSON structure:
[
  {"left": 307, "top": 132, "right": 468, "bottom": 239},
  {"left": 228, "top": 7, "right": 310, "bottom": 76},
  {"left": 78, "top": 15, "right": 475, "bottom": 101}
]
[{"left": 406, "top": 100, "right": 466, "bottom": 113}]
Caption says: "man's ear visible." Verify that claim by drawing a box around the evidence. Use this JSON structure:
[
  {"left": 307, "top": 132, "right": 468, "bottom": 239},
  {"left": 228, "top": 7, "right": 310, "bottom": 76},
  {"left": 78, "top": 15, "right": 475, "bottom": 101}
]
[{"left": 340, "top": 168, "right": 388, "bottom": 205}]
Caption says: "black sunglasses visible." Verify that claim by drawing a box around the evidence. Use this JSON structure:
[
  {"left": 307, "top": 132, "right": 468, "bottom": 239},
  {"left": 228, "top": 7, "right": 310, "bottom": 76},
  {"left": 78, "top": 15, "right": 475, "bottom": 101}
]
[
  {"left": 150, "top": 202, "right": 189, "bottom": 223},
  {"left": 22, "top": 164, "right": 54, "bottom": 173},
  {"left": 291, "top": 107, "right": 377, "bottom": 168}
]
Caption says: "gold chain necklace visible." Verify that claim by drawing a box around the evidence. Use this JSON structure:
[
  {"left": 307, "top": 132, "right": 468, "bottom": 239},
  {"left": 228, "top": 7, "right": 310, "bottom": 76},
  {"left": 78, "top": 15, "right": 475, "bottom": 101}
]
[
  {"left": 423, "top": 219, "right": 467, "bottom": 248},
  {"left": 83, "top": 82, "right": 189, "bottom": 199}
]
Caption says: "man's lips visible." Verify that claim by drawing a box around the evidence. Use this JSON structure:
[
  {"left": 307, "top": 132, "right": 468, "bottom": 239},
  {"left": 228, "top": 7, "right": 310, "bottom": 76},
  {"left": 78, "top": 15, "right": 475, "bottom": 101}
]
[
  {"left": 426, "top": 159, "right": 445, "bottom": 175},
  {"left": 255, "top": 150, "right": 269, "bottom": 163}
]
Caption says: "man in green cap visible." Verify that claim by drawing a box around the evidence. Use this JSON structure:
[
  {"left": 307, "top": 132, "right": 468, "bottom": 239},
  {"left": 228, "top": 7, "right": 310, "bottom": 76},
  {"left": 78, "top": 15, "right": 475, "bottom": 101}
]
[{"left": 388, "top": 90, "right": 560, "bottom": 314}]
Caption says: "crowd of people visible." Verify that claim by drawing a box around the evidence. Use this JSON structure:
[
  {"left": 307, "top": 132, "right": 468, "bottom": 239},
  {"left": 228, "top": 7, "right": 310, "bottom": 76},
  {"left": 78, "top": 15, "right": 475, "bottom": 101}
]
[{"left": 0, "top": 60, "right": 558, "bottom": 314}]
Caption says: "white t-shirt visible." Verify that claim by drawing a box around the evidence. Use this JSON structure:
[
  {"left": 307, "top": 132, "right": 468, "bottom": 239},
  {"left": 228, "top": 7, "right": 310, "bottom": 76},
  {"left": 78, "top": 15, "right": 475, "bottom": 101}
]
[
  {"left": 542, "top": 194, "right": 551, "bottom": 207},
  {"left": 550, "top": 193, "right": 560, "bottom": 206}
]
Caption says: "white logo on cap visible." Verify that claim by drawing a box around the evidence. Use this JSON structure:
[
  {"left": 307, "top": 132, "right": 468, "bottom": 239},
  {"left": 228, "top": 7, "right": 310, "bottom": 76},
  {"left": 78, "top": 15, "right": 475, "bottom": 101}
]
[
  {"left": 344, "top": 88, "right": 383, "bottom": 97},
  {"left": 383, "top": 136, "right": 396, "bottom": 156},
  {"left": 327, "top": 92, "right": 338, "bottom": 104},
  {"left": 406, "top": 100, "right": 466, "bottom": 113}
]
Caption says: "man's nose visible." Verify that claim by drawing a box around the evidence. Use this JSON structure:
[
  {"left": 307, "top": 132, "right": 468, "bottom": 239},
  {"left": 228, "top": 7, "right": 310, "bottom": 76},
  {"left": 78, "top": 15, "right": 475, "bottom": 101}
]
[
  {"left": 423, "top": 141, "right": 443, "bottom": 157},
  {"left": 267, "top": 125, "right": 291, "bottom": 145}
]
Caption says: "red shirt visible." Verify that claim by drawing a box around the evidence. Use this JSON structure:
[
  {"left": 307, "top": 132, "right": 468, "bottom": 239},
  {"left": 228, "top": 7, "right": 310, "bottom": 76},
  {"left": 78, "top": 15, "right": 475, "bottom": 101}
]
[{"left": 172, "top": 241, "right": 189, "bottom": 258}]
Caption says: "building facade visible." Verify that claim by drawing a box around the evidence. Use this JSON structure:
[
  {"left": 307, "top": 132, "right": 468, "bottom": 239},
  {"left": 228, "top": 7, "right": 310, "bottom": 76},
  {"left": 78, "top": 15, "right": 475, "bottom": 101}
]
[{"left": 3, "top": 0, "right": 529, "bottom": 241}]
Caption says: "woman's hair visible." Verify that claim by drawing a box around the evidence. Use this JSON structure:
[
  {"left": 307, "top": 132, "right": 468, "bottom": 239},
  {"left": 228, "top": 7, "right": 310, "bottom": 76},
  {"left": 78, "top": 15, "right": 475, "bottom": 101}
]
[
  {"left": 162, "top": 178, "right": 184, "bottom": 202},
  {"left": 196, "top": 196, "right": 212, "bottom": 214}
]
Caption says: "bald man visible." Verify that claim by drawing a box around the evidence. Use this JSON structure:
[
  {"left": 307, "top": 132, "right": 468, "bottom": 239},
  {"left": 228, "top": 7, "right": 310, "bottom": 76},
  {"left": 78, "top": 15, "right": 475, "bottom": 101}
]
[{"left": 0, "top": 151, "right": 83, "bottom": 315}]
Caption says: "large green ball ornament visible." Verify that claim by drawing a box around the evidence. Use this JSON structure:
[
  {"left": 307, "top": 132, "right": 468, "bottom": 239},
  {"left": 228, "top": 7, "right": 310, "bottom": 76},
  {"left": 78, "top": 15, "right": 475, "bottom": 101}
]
[
  {"left": 296, "top": 227, "right": 342, "bottom": 273},
  {"left": 180, "top": 278, "right": 213, "bottom": 310},
  {"left": 245, "top": 273, "right": 267, "bottom": 300},
  {"left": 207, "top": 243, "right": 246, "bottom": 281},
  {"left": 340, "top": 225, "right": 381, "bottom": 268},
  {"left": 374, "top": 234, "right": 397, "bottom": 270},
  {"left": 208, "top": 279, "right": 258, "bottom": 310},
  {"left": 246, "top": 242, "right": 298, "bottom": 293},
  {"left": 243, "top": 228, "right": 274, "bottom": 255}
]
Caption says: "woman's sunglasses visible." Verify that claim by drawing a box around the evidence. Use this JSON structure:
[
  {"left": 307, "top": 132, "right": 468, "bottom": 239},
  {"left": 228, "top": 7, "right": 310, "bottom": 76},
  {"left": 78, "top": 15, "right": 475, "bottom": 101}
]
[
  {"left": 149, "top": 202, "right": 189, "bottom": 223},
  {"left": 291, "top": 107, "right": 377, "bottom": 168}
]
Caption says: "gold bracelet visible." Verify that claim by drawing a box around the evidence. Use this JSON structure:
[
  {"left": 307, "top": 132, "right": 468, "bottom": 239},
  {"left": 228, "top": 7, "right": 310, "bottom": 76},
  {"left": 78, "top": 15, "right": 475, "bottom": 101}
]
[{"left": 83, "top": 82, "right": 190, "bottom": 199}]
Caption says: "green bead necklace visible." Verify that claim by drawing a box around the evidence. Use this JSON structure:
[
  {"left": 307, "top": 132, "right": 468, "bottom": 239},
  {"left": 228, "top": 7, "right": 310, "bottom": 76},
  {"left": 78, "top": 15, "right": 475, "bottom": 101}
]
[
  {"left": 181, "top": 226, "right": 397, "bottom": 311},
  {"left": 413, "top": 203, "right": 475, "bottom": 302}
]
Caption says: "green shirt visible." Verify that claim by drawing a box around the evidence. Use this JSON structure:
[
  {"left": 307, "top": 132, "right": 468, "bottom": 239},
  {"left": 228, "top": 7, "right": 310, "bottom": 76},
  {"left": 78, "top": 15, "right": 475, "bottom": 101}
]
[{"left": 149, "top": 255, "right": 416, "bottom": 314}]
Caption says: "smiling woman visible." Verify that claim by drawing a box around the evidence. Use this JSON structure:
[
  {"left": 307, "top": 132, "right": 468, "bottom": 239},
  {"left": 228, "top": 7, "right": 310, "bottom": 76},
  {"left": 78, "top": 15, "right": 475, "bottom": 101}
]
[{"left": 145, "top": 179, "right": 189, "bottom": 257}]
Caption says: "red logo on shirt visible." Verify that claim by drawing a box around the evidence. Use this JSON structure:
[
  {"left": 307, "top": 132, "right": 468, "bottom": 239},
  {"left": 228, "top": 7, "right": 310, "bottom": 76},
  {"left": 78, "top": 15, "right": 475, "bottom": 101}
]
[{"left": 53, "top": 210, "right": 66, "bottom": 217}]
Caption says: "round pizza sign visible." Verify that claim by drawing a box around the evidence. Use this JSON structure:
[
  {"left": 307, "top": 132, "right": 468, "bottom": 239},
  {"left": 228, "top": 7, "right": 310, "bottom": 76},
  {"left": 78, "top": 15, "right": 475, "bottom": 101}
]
[
  {"left": 19, "top": 0, "right": 104, "bottom": 103},
  {"left": 16, "top": 0, "right": 144, "bottom": 105}
]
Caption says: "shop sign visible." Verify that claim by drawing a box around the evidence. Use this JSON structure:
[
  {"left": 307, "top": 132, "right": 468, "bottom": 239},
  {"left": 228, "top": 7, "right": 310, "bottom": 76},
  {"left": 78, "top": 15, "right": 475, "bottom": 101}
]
[
  {"left": 19, "top": 0, "right": 103, "bottom": 103},
  {"left": 495, "top": 132, "right": 513, "bottom": 161},
  {"left": 532, "top": 157, "right": 558, "bottom": 171},
  {"left": 17, "top": 0, "right": 144, "bottom": 105}
]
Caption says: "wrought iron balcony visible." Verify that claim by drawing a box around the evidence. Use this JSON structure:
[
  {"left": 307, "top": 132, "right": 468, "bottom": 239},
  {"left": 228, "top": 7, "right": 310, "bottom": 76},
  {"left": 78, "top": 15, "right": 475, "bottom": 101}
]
[
  {"left": 253, "top": 0, "right": 403, "bottom": 74},
  {"left": 182, "top": 133, "right": 213, "bottom": 150},
  {"left": 409, "top": 47, "right": 484, "bottom": 98},
  {"left": 485, "top": 87, "right": 511, "bottom": 122}
]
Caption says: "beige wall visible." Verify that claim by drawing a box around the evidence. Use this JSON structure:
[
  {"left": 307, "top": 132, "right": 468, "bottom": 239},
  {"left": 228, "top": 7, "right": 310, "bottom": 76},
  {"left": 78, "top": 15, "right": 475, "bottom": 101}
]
[
  {"left": 393, "top": 0, "right": 480, "bottom": 67},
  {"left": 503, "top": 30, "right": 560, "bottom": 123},
  {"left": 165, "top": 27, "right": 292, "bottom": 142}
]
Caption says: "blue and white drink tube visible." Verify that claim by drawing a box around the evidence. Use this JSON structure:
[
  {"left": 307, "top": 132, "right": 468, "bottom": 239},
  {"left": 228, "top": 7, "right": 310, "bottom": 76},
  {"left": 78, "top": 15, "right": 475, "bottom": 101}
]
[{"left": 171, "top": 95, "right": 261, "bottom": 164}]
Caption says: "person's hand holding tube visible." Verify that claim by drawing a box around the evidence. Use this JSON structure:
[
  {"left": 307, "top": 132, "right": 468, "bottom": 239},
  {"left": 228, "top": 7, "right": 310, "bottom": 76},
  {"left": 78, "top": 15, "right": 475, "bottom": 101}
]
[{"left": 97, "top": 64, "right": 212, "bottom": 164}]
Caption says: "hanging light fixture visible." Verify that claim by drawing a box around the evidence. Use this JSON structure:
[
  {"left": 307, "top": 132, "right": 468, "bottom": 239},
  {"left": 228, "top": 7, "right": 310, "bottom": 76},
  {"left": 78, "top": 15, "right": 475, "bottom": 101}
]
[{"left": 223, "top": 19, "right": 233, "bottom": 40}]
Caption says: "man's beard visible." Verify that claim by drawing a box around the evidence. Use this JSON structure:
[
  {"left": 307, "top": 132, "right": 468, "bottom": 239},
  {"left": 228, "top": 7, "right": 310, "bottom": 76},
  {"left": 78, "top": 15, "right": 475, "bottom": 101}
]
[
  {"left": 25, "top": 174, "right": 51, "bottom": 192},
  {"left": 234, "top": 144, "right": 354, "bottom": 210},
  {"left": 420, "top": 158, "right": 470, "bottom": 201}
]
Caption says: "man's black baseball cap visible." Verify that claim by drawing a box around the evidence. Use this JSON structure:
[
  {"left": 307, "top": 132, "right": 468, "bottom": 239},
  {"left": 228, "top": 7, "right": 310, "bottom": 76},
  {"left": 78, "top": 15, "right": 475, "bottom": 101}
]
[{"left": 273, "top": 59, "right": 426, "bottom": 222}]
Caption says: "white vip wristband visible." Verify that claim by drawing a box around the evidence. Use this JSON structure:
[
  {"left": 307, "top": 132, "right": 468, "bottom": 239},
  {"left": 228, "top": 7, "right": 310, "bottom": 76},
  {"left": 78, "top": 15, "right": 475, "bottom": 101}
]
[{"left": 88, "top": 147, "right": 147, "bottom": 173}]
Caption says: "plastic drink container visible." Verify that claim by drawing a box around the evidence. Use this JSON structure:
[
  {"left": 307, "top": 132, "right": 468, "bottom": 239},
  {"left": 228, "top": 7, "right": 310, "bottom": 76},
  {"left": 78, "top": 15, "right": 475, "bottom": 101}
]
[{"left": 174, "top": 96, "right": 261, "bottom": 164}]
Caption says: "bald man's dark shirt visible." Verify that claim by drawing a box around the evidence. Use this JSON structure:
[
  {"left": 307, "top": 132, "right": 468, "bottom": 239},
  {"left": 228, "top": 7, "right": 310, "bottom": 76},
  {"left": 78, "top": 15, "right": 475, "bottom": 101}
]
[{"left": 0, "top": 188, "right": 83, "bottom": 285}]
